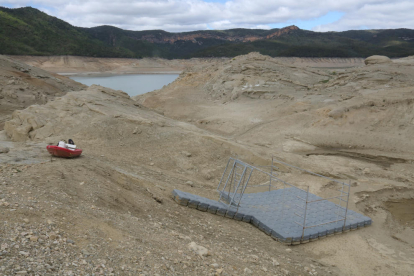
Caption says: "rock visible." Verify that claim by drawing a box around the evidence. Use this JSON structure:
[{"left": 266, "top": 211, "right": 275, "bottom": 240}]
[
  {"left": 152, "top": 195, "right": 163, "bottom": 204},
  {"left": 272, "top": 258, "right": 280, "bottom": 266},
  {"left": 249, "top": 255, "right": 259, "bottom": 263},
  {"left": 133, "top": 127, "right": 142, "bottom": 134},
  {"left": 216, "top": 268, "right": 224, "bottom": 275},
  {"left": 23, "top": 218, "right": 29, "bottom": 223},
  {"left": 243, "top": 267, "right": 252, "bottom": 274},
  {"left": 66, "top": 239, "right": 75, "bottom": 244},
  {"left": 187, "top": 242, "right": 209, "bottom": 257},
  {"left": 30, "top": 236, "right": 39, "bottom": 242},
  {"left": 0, "top": 147, "right": 9, "bottom": 154},
  {"left": 281, "top": 268, "right": 290, "bottom": 275},
  {"left": 364, "top": 55, "right": 392, "bottom": 65},
  {"left": 49, "top": 233, "right": 58, "bottom": 240},
  {"left": 285, "top": 248, "right": 292, "bottom": 253},
  {"left": 81, "top": 249, "right": 91, "bottom": 256},
  {"left": 282, "top": 140, "right": 316, "bottom": 153},
  {"left": 210, "top": 263, "right": 219, "bottom": 268},
  {"left": 363, "top": 168, "right": 371, "bottom": 174},
  {"left": 182, "top": 151, "right": 192, "bottom": 157},
  {"left": 202, "top": 171, "right": 213, "bottom": 180},
  {"left": 19, "top": 251, "right": 29, "bottom": 257},
  {"left": 328, "top": 108, "right": 347, "bottom": 119},
  {"left": 15, "top": 271, "right": 27, "bottom": 275}
]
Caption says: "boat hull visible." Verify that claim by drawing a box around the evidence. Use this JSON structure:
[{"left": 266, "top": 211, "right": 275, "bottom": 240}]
[{"left": 47, "top": 145, "right": 82, "bottom": 158}]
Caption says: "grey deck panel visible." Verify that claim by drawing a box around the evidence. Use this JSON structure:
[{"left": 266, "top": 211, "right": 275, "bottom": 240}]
[{"left": 172, "top": 188, "right": 371, "bottom": 245}]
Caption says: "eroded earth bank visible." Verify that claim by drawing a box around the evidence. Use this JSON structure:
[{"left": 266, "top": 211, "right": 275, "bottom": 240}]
[{"left": 1, "top": 53, "right": 414, "bottom": 276}]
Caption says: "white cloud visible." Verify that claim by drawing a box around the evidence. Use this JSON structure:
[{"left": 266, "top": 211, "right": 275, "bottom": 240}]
[
  {"left": 313, "top": 1, "right": 414, "bottom": 32},
  {"left": 1, "top": 0, "right": 414, "bottom": 32}
]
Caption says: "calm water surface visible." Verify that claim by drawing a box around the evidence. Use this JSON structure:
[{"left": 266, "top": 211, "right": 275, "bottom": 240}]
[{"left": 70, "top": 74, "right": 179, "bottom": 97}]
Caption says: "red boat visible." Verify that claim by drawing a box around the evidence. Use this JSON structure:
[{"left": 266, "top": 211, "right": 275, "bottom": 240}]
[{"left": 46, "top": 145, "right": 82, "bottom": 158}]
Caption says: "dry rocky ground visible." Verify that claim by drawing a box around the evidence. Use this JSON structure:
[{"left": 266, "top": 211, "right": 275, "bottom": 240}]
[
  {"left": 0, "top": 53, "right": 413, "bottom": 276},
  {"left": 0, "top": 55, "right": 85, "bottom": 130}
]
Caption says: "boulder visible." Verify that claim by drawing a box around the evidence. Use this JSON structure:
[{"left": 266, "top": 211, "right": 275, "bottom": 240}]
[
  {"left": 0, "top": 147, "right": 10, "bottom": 153},
  {"left": 364, "top": 55, "right": 392, "bottom": 65},
  {"left": 328, "top": 107, "right": 348, "bottom": 119},
  {"left": 187, "top": 242, "right": 209, "bottom": 257}
]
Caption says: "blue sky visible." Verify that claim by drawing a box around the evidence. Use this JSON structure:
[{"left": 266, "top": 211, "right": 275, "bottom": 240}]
[
  {"left": 269, "top": 11, "right": 344, "bottom": 31},
  {"left": 1, "top": 0, "right": 413, "bottom": 32}
]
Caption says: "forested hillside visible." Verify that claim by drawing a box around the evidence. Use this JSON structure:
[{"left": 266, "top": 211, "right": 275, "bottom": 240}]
[{"left": 1, "top": 7, "right": 414, "bottom": 58}]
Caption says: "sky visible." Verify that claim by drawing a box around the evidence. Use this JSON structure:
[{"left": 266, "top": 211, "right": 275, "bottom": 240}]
[{"left": 1, "top": 0, "right": 413, "bottom": 33}]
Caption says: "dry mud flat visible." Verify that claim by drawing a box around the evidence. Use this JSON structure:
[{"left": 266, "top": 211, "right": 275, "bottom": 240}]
[{"left": 0, "top": 53, "right": 413, "bottom": 276}]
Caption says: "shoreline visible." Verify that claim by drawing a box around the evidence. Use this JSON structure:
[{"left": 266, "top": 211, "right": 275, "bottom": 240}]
[{"left": 58, "top": 71, "right": 182, "bottom": 77}]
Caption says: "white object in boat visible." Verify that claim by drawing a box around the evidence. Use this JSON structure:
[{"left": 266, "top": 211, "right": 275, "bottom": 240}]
[{"left": 67, "top": 144, "right": 77, "bottom": 150}]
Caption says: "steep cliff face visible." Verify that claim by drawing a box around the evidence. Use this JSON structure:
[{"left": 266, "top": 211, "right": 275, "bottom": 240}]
[
  {"left": 136, "top": 26, "right": 299, "bottom": 44},
  {"left": 266, "top": 25, "right": 299, "bottom": 39}
]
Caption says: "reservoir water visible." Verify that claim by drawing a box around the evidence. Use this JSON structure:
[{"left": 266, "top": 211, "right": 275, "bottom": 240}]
[{"left": 70, "top": 74, "right": 179, "bottom": 97}]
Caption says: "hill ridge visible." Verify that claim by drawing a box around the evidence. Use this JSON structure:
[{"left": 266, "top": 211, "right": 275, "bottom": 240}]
[{"left": 1, "top": 7, "right": 414, "bottom": 58}]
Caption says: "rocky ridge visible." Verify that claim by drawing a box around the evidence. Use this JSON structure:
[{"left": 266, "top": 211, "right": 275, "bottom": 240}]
[
  {"left": 0, "top": 55, "right": 85, "bottom": 130},
  {"left": 139, "top": 26, "right": 300, "bottom": 44}
]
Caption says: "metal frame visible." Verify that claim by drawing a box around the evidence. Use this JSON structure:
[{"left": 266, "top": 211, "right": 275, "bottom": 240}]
[{"left": 217, "top": 156, "right": 352, "bottom": 241}]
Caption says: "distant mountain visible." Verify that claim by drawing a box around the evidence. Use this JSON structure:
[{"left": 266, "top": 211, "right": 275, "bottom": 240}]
[{"left": 1, "top": 7, "right": 414, "bottom": 58}]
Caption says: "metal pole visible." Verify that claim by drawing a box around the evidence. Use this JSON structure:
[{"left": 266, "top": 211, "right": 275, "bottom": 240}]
[
  {"left": 228, "top": 166, "right": 235, "bottom": 197},
  {"left": 238, "top": 169, "right": 253, "bottom": 208},
  {"left": 270, "top": 156, "right": 274, "bottom": 192},
  {"left": 301, "top": 186, "right": 310, "bottom": 240},
  {"left": 239, "top": 168, "right": 253, "bottom": 205},
  {"left": 336, "top": 180, "right": 345, "bottom": 222},
  {"left": 281, "top": 178, "right": 287, "bottom": 218},
  {"left": 228, "top": 167, "right": 247, "bottom": 208},
  {"left": 219, "top": 160, "right": 236, "bottom": 203},
  {"left": 217, "top": 158, "right": 232, "bottom": 191},
  {"left": 342, "top": 180, "right": 351, "bottom": 230},
  {"left": 236, "top": 168, "right": 247, "bottom": 206}
]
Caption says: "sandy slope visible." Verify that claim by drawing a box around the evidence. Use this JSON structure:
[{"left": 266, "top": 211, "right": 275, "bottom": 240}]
[
  {"left": 137, "top": 52, "right": 414, "bottom": 275},
  {"left": 1, "top": 85, "right": 335, "bottom": 276},
  {"left": 0, "top": 55, "right": 85, "bottom": 130},
  {"left": 1, "top": 53, "right": 413, "bottom": 275},
  {"left": 10, "top": 55, "right": 364, "bottom": 75}
]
